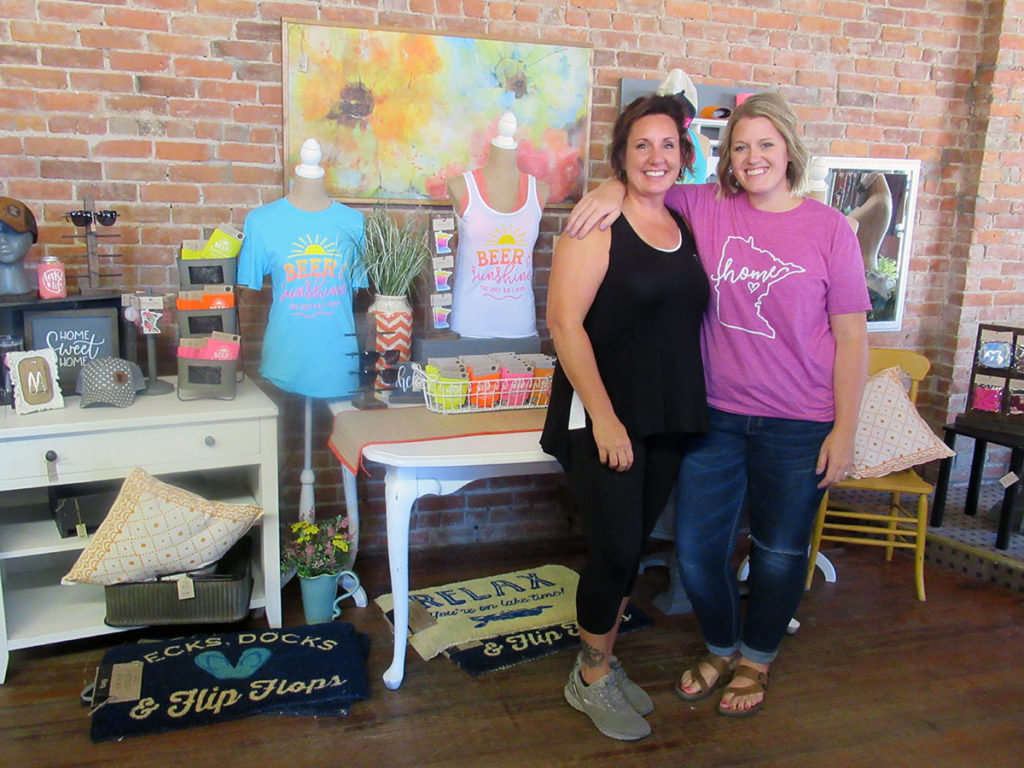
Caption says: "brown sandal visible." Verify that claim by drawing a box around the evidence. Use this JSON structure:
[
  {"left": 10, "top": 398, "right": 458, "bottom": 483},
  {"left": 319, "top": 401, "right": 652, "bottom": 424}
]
[
  {"left": 716, "top": 664, "right": 769, "bottom": 718},
  {"left": 673, "top": 653, "right": 737, "bottom": 702}
]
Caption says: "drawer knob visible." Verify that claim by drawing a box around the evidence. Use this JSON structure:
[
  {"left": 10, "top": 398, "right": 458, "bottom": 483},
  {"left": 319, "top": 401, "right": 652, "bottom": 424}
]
[
  {"left": 45, "top": 450, "right": 58, "bottom": 462},
  {"left": 204, "top": 436, "right": 216, "bottom": 447}
]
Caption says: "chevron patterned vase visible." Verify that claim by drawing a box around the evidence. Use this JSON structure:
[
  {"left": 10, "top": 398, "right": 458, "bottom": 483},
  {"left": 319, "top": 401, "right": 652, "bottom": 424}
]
[{"left": 369, "top": 293, "right": 412, "bottom": 389}]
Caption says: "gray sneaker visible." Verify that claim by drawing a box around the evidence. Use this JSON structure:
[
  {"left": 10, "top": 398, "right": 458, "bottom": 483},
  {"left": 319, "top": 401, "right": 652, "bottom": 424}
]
[
  {"left": 610, "top": 656, "right": 654, "bottom": 716},
  {"left": 564, "top": 654, "right": 652, "bottom": 741}
]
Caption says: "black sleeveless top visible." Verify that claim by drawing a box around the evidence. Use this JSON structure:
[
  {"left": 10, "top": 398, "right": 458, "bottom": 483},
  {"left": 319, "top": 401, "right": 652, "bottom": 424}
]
[{"left": 540, "top": 210, "right": 709, "bottom": 467}]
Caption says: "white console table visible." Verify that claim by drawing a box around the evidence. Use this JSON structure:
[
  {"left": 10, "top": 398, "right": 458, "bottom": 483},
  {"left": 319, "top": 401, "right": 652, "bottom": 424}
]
[
  {"left": 328, "top": 405, "right": 557, "bottom": 690},
  {"left": 0, "top": 377, "right": 282, "bottom": 683}
]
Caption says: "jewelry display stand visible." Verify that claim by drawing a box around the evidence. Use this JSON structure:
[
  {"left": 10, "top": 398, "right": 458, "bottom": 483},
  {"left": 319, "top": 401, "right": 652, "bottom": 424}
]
[
  {"left": 123, "top": 292, "right": 174, "bottom": 396},
  {"left": 956, "top": 323, "right": 1024, "bottom": 436}
]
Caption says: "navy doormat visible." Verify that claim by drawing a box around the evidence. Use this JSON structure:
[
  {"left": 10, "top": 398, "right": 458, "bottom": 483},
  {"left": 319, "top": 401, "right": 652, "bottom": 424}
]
[
  {"left": 446, "top": 603, "right": 652, "bottom": 675},
  {"left": 87, "top": 622, "right": 370, "bottom": 742}
]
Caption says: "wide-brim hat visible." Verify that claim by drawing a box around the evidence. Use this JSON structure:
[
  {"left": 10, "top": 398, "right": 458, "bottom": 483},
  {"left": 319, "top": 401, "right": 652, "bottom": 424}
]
[{"left": 0, "top": 197, "right": 38, "bottom": 243}]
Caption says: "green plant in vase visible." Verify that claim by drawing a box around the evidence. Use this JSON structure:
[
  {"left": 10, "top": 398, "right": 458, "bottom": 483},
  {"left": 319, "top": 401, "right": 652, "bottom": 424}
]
[
  {"left": 362, "top": 205, "right": 430, "bottom": 298},
  {"left": 360, "top": 205, "right": 430, "bottom": 392}
]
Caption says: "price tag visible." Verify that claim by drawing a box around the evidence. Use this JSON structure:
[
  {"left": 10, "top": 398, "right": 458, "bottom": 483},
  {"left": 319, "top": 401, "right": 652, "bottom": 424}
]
[
  {"left": 176, "top": 576, "right": 196, "bottom": 601},
  {"left": 46, "top": 460, "right": 59, "bottom": 483},
  {"left": 998, "top": 472, "right": 1020, "bottom": 489},
  {"left": 76, "top": 523, "right": 88, "bottom": 538},
  {"left": 108, "top": 661, "right": 144, "bottom": 703}
]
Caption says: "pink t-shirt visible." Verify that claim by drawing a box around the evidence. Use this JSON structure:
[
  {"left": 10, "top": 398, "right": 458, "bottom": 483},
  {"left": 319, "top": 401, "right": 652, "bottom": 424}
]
[{"left": 666, "top": 184, "right": 871, "bottom": 422}]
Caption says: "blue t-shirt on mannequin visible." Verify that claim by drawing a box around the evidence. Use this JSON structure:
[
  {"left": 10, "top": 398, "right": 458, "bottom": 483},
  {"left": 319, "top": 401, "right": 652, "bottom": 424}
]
[{"left": 237, "top": 191, "right": 366, "bottom": 399}]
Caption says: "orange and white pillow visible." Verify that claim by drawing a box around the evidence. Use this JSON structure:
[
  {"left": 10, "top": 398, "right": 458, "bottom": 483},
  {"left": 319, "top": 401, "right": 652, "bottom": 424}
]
[
  {"left": 62, "top": 467, "right": 261, "bottom": 585},
  {"left": 850, "top": 366, "right": 954, "bottom": 479}
]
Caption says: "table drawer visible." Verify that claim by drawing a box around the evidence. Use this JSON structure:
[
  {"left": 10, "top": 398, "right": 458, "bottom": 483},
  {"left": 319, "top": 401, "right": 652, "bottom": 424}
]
[{"left": 1, "top": 419, "right": 262, "bottom": 487}]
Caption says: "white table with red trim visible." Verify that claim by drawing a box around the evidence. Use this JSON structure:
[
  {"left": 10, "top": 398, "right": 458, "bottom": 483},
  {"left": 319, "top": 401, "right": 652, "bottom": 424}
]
[{"left": 326, "top": 403, "right": 558, "bottom": 690}]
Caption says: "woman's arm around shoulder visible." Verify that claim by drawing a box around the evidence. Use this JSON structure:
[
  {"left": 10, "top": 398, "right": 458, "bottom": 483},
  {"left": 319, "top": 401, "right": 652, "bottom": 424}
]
[{"left": 564, "top": 178, "right": 627, "bottom": 239}]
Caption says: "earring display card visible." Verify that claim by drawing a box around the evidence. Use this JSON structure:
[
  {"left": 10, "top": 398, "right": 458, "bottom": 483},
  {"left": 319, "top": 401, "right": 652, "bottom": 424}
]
[{"left": 416, "top": 215, "right": 459, "bottom": 339}]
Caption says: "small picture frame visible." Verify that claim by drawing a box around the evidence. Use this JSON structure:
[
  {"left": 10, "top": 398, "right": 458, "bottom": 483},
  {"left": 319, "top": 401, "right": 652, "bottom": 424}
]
[{"left": 6, "top": 348, "right": 65, "bottom": 414}]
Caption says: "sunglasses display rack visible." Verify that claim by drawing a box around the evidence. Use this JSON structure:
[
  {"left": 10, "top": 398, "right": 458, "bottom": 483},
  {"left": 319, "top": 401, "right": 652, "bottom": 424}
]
[
  {"left": 413, "top": 353, "right": 555, "bottom": 414},
  {"left": 59, "top": 195, "right": 122, "bottom": 295}
]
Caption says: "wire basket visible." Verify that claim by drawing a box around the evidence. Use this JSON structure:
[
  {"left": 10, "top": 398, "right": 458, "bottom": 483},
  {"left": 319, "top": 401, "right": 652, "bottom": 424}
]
[{"left": 413, "top": 363, "right": 552, "bottom": 414}]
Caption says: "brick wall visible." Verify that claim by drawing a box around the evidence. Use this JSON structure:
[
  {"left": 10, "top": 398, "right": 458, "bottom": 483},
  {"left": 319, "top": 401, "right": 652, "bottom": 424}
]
[{"left": 2, "top": 1, "right": 1021, "bottom": 551}]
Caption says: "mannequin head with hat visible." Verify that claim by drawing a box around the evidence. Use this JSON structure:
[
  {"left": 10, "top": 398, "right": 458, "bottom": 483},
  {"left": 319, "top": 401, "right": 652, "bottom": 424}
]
[{"left": 0, "top": 197, "right": 38, "bottom": 296}]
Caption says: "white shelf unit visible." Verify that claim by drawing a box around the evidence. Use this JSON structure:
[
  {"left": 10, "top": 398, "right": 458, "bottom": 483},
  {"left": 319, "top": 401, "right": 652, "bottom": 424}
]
[{"left": 0, "top": 376, "right": 281, "bottom": 683}]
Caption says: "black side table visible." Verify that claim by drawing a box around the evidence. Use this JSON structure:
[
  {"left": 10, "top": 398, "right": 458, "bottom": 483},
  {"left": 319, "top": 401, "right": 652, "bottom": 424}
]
[{"left": 931, "top": 421, "right": 1024, "bottom": 550}]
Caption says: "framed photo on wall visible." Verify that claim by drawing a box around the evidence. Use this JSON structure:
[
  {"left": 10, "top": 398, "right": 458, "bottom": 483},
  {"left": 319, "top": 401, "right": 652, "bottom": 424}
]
[
  {"left": 282, "top": 19, "right": 594, "bottom": 205},
  {"left": 23, "top": 308, "right": 120, "bottom": 394}
]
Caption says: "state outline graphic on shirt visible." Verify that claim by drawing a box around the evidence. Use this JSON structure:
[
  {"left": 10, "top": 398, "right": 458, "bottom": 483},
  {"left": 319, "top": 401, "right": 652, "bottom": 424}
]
[{"left": 708, "top": 235, "right": 806, "bottom": 339}]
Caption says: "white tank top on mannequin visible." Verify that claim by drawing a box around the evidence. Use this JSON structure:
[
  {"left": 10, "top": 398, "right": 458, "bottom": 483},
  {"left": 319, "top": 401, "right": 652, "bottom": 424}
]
[{"left": 450, "top": 171, "right": 541, "bottom": 338}]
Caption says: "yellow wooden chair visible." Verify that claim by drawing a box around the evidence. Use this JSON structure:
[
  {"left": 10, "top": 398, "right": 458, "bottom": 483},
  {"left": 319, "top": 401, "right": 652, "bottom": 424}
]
[{"left": 805, "top": 348, "right": 934, "bottom": 601}]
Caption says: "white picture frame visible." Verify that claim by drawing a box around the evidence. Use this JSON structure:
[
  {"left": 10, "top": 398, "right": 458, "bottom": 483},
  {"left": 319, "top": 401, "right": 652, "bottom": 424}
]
[
  {"left": 7, "top": 348, "right": 65, "bottom": 414},
  {"left": 810, "top": 156, "right": 922, "bottom": 333}
]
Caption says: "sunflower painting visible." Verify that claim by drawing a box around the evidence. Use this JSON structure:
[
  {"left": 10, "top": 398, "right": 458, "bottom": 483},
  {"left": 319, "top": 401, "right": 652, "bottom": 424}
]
[{"left": 283, "top": 21, "right": 593, "bottom": 205}]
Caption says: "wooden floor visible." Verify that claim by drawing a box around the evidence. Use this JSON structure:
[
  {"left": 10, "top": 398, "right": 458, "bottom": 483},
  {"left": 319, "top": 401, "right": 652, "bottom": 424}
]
[{"left": 3, "top": 538, "right": 1023, "bottom": 768}]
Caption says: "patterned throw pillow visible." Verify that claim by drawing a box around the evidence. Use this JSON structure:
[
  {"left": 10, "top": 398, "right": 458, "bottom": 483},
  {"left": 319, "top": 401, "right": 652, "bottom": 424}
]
[
  {"left": 850, "top": 366, "right": 955, "bottom": 479},
  {"left": 62, "top": 467, "right": 262, "bottom": 586}
]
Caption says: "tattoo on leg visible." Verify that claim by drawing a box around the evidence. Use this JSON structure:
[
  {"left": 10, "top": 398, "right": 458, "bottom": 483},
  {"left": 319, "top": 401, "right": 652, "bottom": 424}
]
[{"left": 580, "top": 641, "right": 608, "bottom": 670}]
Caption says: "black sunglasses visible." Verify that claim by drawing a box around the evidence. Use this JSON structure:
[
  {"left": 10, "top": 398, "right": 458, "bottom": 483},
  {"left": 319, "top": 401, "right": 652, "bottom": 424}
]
[
  {"left": 358, "top": 349, "right": 401, "bottom": 367},
  {"left": 64, "top": 210, "right": 118, "bottom": 227},
  {"left": 357, "top": 360, "right": 400, "bottom": 386}
]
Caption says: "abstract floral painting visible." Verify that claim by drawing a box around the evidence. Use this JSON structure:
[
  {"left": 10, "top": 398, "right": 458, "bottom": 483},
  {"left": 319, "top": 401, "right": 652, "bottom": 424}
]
[{"left": 283, "top": 21, "right": 593, "bottom": 205}]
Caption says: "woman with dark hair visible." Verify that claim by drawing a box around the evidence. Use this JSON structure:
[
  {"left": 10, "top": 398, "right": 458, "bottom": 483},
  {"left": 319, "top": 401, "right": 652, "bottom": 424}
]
[
  {"left": 541, "top": 94, "right": 709, "bottom": 741},
  {"left": 566, "top": 92, "right": 870, "bottom": 718}
]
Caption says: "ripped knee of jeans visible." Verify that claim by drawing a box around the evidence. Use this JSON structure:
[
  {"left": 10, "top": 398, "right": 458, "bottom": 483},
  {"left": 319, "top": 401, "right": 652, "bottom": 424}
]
[{"left": 749, "top": 534, "right": 807, "bottom": 560}]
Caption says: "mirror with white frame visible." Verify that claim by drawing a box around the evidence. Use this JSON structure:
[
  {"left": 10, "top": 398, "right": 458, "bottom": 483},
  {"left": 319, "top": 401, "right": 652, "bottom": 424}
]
[{"left": 808, "top": 156, "right": 922, "bottom": 332}]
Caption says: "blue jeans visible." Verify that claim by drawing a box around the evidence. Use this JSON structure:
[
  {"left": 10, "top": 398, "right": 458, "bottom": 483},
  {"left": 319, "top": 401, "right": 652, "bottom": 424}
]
[{"left": 674, "top": 408, "right": 832, "bottom": 664}]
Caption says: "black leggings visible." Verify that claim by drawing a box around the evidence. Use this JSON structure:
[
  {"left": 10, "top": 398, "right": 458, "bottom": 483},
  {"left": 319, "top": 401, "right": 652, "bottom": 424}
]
[{"left": 565, "top": 429, "right": 686, "bottom": 635}]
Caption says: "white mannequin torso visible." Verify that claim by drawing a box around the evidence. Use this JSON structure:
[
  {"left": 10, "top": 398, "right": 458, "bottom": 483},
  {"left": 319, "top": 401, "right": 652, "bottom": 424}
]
[
  {"left": 287, "top": 174, "right": 332, "bottom": 213},
  {"left": 447, "top": 145, "right": 550, "bottom": 215}
]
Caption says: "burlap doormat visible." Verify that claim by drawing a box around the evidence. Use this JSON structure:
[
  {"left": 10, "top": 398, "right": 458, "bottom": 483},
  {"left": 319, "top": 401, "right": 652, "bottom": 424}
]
[{"left": 375, "top": 564, "right": 579, "bottom": 661}]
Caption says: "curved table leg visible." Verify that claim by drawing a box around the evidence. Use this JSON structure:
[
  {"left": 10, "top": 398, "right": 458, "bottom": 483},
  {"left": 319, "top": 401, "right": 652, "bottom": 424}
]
[
  {"left": 382, "top": 466, "right": 417, "bottom": 690},
  {"left": 342, "top": 465, "right": 360, "bottom": 568}
]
